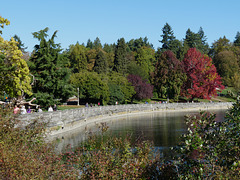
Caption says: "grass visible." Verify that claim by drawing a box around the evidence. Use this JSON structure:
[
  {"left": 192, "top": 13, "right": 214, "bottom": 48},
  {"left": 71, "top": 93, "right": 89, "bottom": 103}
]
[{"left": 57, "top": 105, "right": 84, "bottom": 110}]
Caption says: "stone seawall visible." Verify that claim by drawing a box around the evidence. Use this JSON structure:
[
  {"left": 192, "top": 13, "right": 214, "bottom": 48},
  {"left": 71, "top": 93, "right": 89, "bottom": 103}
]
[{"left": 19, "top": 102, "right": 233, "bottom": 136}]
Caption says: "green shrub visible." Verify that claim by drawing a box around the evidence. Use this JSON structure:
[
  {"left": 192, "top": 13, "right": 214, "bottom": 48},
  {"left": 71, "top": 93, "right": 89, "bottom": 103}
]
[{"left": 172, "top": 102, "right": 240, "bottom": 179}]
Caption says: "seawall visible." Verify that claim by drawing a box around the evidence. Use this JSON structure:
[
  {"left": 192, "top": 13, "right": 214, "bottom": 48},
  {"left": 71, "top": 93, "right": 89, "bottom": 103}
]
[{"left": 19, "top": 102, "right": 233, "bottom": 136}]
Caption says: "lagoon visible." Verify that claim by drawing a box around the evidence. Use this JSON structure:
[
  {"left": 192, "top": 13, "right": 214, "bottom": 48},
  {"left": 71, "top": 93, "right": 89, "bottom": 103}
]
[{"left": 53, "top": 108, "right": 227, "bottom": 153}]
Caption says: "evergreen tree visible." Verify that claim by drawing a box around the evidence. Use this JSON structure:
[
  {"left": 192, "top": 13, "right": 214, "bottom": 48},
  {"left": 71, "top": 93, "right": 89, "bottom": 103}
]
[
  {"left": 184, "top": 28, "right": 209, "bottom": 55},
  {"left": 13, "top": 35, "right": 27, "bottom": 53},
  {"left": 113, "top": 38, "right": 128, "bottom": 75},
  {"left": 197, "top": 27, "right": 209, "bottom": 54},
  {"left": 93, "top": 50, "right": 108, "bottom": 74},
  {"left": 234, "top": 31, "right": 240, "bottom": 46},
  {"left": 86, "top": 39, "right": 93, "bottom": 49},
  {"left": 29, "top": 27, "right": 74, "bottom": 106},
  {"left": 159, "top": 23, "right": 176, "bottom": 51},
  {"left": 93, "top": 37, "right": 102, "bottom": 50}
]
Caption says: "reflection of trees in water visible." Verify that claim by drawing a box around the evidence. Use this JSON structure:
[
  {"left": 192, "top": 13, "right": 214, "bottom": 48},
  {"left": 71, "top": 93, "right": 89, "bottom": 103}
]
[{"left": 53, "top": 109, "right": 227, "bottom": 153}]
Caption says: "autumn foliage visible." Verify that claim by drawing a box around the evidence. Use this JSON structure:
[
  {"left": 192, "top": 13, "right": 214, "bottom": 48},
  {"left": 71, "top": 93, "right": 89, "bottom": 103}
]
[
  {"left": 181, "top": 48, "right": 224, "bottom": 100},
  {"left": 127, "top": 74, "right": 153, "bottom": 100}
]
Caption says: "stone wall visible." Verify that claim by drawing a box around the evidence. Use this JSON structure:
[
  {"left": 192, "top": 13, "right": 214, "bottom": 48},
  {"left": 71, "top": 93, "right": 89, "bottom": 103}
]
[{"left": 19, "top": 102, "right": 233, "bottom": 136}]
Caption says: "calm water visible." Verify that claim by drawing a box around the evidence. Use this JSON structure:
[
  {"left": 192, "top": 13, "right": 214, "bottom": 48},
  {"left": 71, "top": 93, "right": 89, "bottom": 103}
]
[{"left": 53, "top": 109, "right": 227, "bottom": 153}]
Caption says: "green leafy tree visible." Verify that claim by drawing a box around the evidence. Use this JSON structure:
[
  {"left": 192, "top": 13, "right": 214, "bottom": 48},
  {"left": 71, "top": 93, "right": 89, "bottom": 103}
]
[
  {"left": 108, "top": 71, "right": 135, "bottom": 103},
  {"left": 69, "top": 42, "right": 88, "bottom": 73},
  {"left": 213, "top": 50, "right": 239, "bottom": 85},
  {"left": 29, "top": 28, "right": 74, "bottom": 106},
  {"left": 93, "top": 50, "right": 108, "bottom": 74},
  {"left": 127, "top": 61, "right": 149, "bottom": 81},
  {"left": 0, "top": 16, "right": 32, "bottom": 98},
  {"left": 209, "top": 36, "right": 232, "bottom": 57},
  {"left": 70, "top": 71, "right": 110, "bottom": 104},
  {"left": 103, "top": 43, "right": 115, "bottom": 70},
  {"left": 108, "top": 83, "right": 125, "bottom": 105},
  {"left": 135, "top": 46, "right": 155, "bottom": 79},
  {"left": 113, "top": 38, "right": 129, "bottom": 75}
]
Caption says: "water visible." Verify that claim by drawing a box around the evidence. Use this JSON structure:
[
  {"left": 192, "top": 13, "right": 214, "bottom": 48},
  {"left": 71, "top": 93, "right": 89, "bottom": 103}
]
[{"left": 53, "top": 109, "right": 227, "bottom": 153}]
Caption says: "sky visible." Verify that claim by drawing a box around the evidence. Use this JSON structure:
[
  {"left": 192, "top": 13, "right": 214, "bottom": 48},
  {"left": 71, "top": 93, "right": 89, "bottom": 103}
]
[{"left": 1, "top": 0, "right": 240, "bottom": 52}]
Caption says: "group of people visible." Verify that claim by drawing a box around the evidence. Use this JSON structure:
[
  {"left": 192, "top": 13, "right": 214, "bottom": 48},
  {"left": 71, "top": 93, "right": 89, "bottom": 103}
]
[
  {"left": 13, "top": 104, "right": 57, "bottom": 114},
  {"left": 13, "top": 105, "right": 33, "bottom": 114}
]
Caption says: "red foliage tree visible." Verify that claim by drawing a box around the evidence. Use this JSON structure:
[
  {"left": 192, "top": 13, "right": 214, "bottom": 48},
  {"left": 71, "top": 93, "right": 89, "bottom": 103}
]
[
  {"left": 181, "top": 48, "right": 224, "bottom": 100},
  {"left": 127, "top": 74, "right": 153, "bottom": 100}
]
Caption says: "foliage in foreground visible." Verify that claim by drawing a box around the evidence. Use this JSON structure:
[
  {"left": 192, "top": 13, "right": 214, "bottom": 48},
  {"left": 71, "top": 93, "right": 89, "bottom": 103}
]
[
  {"left": 172, "top": 101, "right": 240, "bottom": 179},
  {"left": 1, "top": 102, "right": 240, "bottom": 179},
  {"left": 0, "top": 108, "right": 77, "bottom": 179}
]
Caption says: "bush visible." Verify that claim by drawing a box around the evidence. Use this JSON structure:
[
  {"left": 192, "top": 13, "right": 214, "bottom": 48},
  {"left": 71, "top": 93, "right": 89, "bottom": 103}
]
[
  {"left": 0, "top": 108, "right": 77, "bottom": 179},
  {"left": 172, "top": 102, "right": 240, "bottom": 179}
]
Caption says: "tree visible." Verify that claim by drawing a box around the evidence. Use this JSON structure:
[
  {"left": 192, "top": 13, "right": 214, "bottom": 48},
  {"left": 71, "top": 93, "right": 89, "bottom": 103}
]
[
  {"left": 13, "top": 34, "right": 27, "bottom": 53},
  {"left": 29, "top": 27, "right": 74, "bottom": 106},
  {"left": 113, "top": 38, "right": 129, "bottom": 75},
  {"left": 86, "top": 39, "right": 93, "bottom": 49},
  {"left": 0, "top": 16, "right": 32, "bottom": 98},
  {"left": 70, "top": 71, "right": 110, "bottom": 104},
  {"left": 159, "top": 23, "right": 176, "bottom": 51},
  {"left": 153, "top": 50, "right": 186, "bottom": 100},
  {"left": 127, "top": 74, "right": 153, "bottom": 101},
  {"left": 93, "top": 37, "right": 102, "bottom": 50},
  {"left": 213, "top": 50, "right": 239, "bottom": 85},
  {"left": 183, "top": 28, "right": 209, "bottom": 55},
  {"left": 127, "top": 61, "right": 149, "bottom": 81},
  {"left": 181, "top": 48, "right": 224, "bottom": 100},
  {"left": 127, "top": 37, "right": 153, "bottom": 52},
  {"left": 93, "top": 50, "right": 108, "bottom": 74},
  {"left": 108, "top": 71, "right": 135, "bottom": 103},
  {"left": 233, "top": 31, "right": 240, "bottom": 46},
  {"left": 135, "top": 46, "right": 155, "bottom": 79},
  {"left": 69, "top": 42, "right": 88, "bottom": 73},
  {"left": 209, "top": 36, "right": 232, "bottom": 57}
]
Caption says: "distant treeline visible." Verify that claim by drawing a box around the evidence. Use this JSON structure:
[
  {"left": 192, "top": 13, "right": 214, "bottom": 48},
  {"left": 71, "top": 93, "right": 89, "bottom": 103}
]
[{"left": 1, "top": 17, "right": 239, "bottom": 106}]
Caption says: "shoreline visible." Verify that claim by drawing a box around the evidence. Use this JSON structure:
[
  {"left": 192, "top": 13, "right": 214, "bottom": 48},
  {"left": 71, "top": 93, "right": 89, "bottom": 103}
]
[{"left": 48, "top": 103, "right": 232, "bottom": 137}]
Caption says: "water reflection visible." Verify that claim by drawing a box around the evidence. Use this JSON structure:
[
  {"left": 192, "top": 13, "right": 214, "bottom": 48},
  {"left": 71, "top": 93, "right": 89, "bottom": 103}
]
[{"left": 52, "top": 109, "right": 227, "bottom": 153}]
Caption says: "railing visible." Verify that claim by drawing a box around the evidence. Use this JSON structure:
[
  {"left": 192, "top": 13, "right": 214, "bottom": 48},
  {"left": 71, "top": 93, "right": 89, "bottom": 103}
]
[{"left": 18, "top": 102, "right": 233, "bottom": 135}]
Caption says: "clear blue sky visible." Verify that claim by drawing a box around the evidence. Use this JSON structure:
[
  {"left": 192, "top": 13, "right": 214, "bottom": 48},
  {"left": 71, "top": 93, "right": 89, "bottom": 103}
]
[{"left": 1, "top": 0, "right": 240, "bottom": 51}]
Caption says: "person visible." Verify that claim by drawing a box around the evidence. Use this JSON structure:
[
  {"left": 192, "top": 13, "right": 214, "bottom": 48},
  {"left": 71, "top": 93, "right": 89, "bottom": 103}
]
[
  {"left": 20, "top": 106, "right": 26, "bottom": 114},
  {"left": 38, "top": 106, "right": 43, "bottom": 112},
  {"left": 13, "top": 105, "right": 20, "bottom": 114},
  {"left": 85, "top": 102, "right": 88, "bottom": 108},
  {"left": 48, "top": 106, "right": 53, "bottom": 112},
  {"left": 53, "top": 104, "right": 57, "bottom": 111},
  {"left": 27, "top": 106, "right": 31, "bottom": 113}
]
